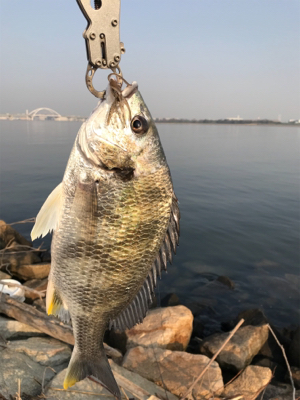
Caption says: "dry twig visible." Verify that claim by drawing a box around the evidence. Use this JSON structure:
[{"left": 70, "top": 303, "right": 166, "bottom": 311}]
[
  {"left": 9, "top": 218, "right": 36, "bottom": 226},
  {"left": 180, "top": 319, "right": 245, "bottom": 400},
  {"left": 267, "top": 324, "right": 295, "bottom": 400}
]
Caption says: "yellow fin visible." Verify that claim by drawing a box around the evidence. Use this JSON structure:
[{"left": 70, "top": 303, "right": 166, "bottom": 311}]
[
  {"left": 63, "top": 375, "right": 78, "bottom": 389},
  {"left": 31, "top": 182, "right": 63, "bottom": 240},
  {"left": 46, "top": 277, "right": 70, "bottom": 323}
]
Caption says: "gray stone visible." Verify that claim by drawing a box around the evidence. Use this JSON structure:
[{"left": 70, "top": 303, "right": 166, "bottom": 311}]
[
  {"left": 8, "top": 337, "right": 71, "bottom": 367},
  {"left": 216, "top": 275, "right": 235, "bottom": 289},
  {"left": 263, "top": 383, "right": 300, "bottom": 399},
  {"left": 200, "top": 324, "right": 269, "bottom": 371},
  {"left": 160, "top": 293, "right": 180, "bottom": 307},
  {"left": 123, "top": 345, "right": 224, "bottom": 398},
  {"left": 125, "top": 305, "right": 193, "bottom": 351},
  {"left": 222, "top": 365, "right": 272, "bottom": 399},
  {"left": 0, "top": 315, "right": 45, "bottom": 340},
  {"left": 0, "top": 348, "right": 55, "bottom": 398},
  {"left": 44, "top": 361, "right": 178, "bottom": 400}
]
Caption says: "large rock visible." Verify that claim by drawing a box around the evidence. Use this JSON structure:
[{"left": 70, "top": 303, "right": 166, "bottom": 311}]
[
  {"left": 8, "top": 337, "right": 71, "bottom": 367},
  {"left": 0, "top": 348, "right": 55, "bottom": 398},
  {"left": 222, "top": 365, "right": 272, "bottom": 399},
  {"left": 0, "top": 315, "right": 45, "bottom": 340},
  {"left": 0, "top": 220, "right": 32, "bottom": 249},
  {"left": 263, "top": 383, "right": 300, "bottom": 399},
  {"left": 200, "top": 324, "right": 269, "bottom": 371},
  {"left": 112, "top": 305, "right": 193, "bottom": 352},
  {"left": 8, "top": 262, "right": 50, "bottom": 280},
  {"left": 45, "top": 360, "right": 178, "bottom": 400},
  {"left": 123, "top": 345, "right": 224, "bottom": 398}
]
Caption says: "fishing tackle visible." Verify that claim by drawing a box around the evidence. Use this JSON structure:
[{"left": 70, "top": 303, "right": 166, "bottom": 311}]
[{"left": 76, "top": 0, "right": 125, "bottom": 98}]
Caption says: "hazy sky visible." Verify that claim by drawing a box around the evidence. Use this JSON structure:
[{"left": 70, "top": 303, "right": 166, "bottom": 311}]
[{"left": 0, "top": 1, "right": 299, "bottom": 121}]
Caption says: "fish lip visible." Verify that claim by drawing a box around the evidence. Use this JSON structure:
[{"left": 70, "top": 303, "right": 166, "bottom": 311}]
[{"left": 95, "top": 135, "right": 127, "bottom": 153}]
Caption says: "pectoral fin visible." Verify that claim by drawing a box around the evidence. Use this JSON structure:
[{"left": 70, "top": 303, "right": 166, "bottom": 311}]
[{"left": 31, "top": 182, "right": 63, "bottom": 240}]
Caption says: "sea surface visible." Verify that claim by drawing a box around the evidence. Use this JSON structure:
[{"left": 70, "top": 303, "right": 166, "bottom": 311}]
[{"left": 0, "top": 120, "right": 299, "bottom": 331}]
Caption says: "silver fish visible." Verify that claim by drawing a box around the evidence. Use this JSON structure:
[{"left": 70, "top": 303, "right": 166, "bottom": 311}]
[{"left": 31, "top": 79, "right": 180, "bottom": 397}]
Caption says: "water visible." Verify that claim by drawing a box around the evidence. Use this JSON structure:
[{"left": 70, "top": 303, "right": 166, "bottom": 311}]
[{"left": 0, "top": 120, "right": 299, "bottom": 330}]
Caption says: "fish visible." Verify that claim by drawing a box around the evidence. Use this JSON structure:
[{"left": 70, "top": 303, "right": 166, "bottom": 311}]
[{"left": 31, "top": 77, "right": 180, "bottom": 398}]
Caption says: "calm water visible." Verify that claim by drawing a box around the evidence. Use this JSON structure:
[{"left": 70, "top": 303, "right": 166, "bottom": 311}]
[{"left": 0, "top": 120, "right": 299, "bottom": 330}]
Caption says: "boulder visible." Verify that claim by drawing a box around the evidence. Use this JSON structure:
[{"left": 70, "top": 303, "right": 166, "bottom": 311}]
[
  {"left": 216, "top": 275, "right": 235, "bottom": 289},
  {"left": 160, "top": 293, "right": 180, "bottom": 307},
  {"left": 125, "top": 305, "right": 193, "bottom": 352},
  {"left": 45, "top": 360, "right": 178, "bottom": 400},
  {"left": 0, "top": 220, "right": 32, "bottom": 249},
  {"left": 123, "top": 345, "right": 224, "bottom": 398},
  {"left": 222, "top": 365, "right": 272, "bottom": 399},
  {"left": 0, "top": 315, "right": 45, "bottom": 340},
  {"left": 200, "top": 324, "right": 269, "bottom": 371},
  {"left": 8, "top": 337, "right": 71, "bottom": 367},
  {"left": 8, "top": 262, "right": 50, "bottom": 280},
  {"left": 0, "top": 348, "right": 55, "bottom": 398},
  {"left": 0, "top": 248, "right": 41, "bottom": 273},
  {"left": 0, "top": 271, "right": 11, "bottom": 280},
  {"left": 263, "top": 383, "right": 300, "bottom": 399}
]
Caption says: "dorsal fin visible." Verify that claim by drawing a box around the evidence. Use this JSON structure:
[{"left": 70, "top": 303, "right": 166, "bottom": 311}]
[
  {"left": 31, "top": 182, "right": 63, "bottom": 240},
  {"left": 110, "top": 194, "right": 180, "bottom": 331}
]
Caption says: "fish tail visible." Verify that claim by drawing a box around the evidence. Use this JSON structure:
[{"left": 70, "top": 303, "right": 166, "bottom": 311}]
[{"left": 63, "top": 346, "right": 120, "bottom": 399}]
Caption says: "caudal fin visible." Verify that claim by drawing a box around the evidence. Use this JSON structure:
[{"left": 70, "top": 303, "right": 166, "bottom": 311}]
[{"left": 64, "top": 346, "right": 120, "bottom": 399}]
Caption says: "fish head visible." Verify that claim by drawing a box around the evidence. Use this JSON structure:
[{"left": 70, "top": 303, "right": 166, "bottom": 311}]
[{"left": 78, "top": 80, "right": 167, "bottom": 177}]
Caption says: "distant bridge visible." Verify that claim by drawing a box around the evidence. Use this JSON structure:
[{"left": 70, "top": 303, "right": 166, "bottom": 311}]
[{"left": 27, "top": 108, "right": 61, "bottom": 120}]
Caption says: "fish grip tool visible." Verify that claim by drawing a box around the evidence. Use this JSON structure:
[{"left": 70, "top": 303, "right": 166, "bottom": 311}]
[{"left": 76, "top": 0, "right": 125, "bottom": 98}]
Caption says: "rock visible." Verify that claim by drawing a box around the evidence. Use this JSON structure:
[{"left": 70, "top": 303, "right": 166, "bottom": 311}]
[
  {"left": 23, "top": 278, "right": 48, "bottom": 300},
  {"left": 123, "top": 345, "right": 224, "bottom": 398},
  {"left": 0, "top": 220, "right": 32, "bottom": 248},
  {"left": 288, "top": 327, "right": 300, "bottom": 367},
  {"left": 126, "top": 305, "right": 193, "bottom": 351},
  {"left": 0, "top": 348, "right": 55, "bottom": 398},
  {"left": 253, "top": 355, "right": 286, "bottom": 381},
  {"left": 45, "top": 360, "right": 178, "bottom": 400},
  {"left": 263, "top": 383, "right": 300, "bottom": 399},
  {"left": 290, "top": 366, "right": 300, "bottom": 389},
  {"left": 160, "top": 293, "right": 180, "bottom": 307},
  {"left": 8, "top": 262, "right": 50, "bottom": 280},
  {"left": 222, "top": 365, "right": 272, "bottom": 399},
  {"left": 200, "top": 324, "right": 269, "bottom": 371},
  {"left": 40, "top": 250, "right": 51, "bottom": 262},
  {"left": 8, "top": 337, "right": 71, "bottom": 367},
  {"left": 216, "top": 275, "right": 235, "bottom": 289},
  {"left": 0, "top": 248, "right": 41, "bottom": 273},
  {"left": 0, "top": 315, "right": 45, "bottom": 340},
  {"left": 110, "top": 360, "right": 178, "bottom": 400},
  {"left": 0, "top": 271, "right": 11, "bottom": 280},
  {"left": 222, "top": 308, "right": 269, "bottom": 331}
]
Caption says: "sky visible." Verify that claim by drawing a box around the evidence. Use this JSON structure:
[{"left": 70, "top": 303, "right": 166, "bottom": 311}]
[{"left": 0, "top": 0, "right": 299, "bottom": 121}]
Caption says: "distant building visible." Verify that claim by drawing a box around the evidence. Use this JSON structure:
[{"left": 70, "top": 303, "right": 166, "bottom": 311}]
[{"left": 225, "top": 115, "right": 243, "bottom": 121}]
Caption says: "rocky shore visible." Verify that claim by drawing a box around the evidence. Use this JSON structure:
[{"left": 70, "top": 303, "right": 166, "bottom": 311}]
[{"left": 0, "top": 220, "right": 299, "bottom": 399}]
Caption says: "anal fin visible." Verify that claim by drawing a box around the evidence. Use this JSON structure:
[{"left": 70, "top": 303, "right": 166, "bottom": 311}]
[{"left": 46, "top": 277, "right": 71, "bottom": 324}]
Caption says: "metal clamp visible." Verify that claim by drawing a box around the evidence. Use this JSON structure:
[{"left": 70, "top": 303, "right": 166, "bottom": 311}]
[{"left": 76, "top": 0, "right": 125, "bottom": 98}]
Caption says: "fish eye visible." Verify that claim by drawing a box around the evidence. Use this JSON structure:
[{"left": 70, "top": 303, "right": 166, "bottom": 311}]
[{"left": 131, "top": 115, "right": 148, "bottom": 135}]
